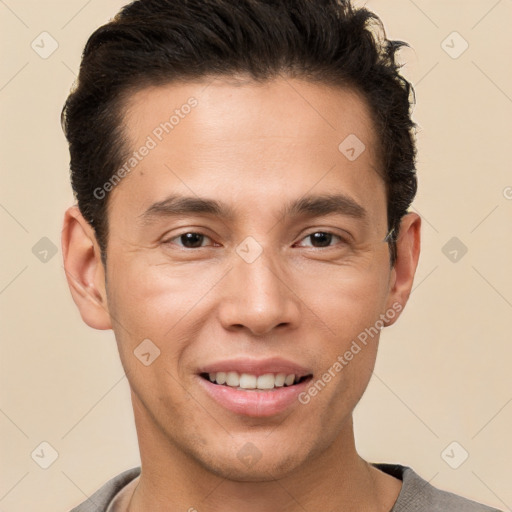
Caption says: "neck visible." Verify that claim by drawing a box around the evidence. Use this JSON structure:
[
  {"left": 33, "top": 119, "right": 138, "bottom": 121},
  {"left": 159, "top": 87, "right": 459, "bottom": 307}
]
[{"left": 127, "top": 393, "right": 401, "bottom": 512}]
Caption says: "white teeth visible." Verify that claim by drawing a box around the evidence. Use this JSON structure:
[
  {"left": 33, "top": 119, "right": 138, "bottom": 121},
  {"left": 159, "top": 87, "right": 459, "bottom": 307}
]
[
  {"left": 257, "top": 373, "right": 276, "bottom": 390},
  {"left": 206, "top": 371, "right": 303, "bottom": 389},
  {"left": 274, "top": 373, "right": 286, "bottom": 387},
  {"left": 239, "top": 373, "right": 257, "bottom": 389},
  {"left": 226, "top": 371, "right": 240, "bottom": 387}
]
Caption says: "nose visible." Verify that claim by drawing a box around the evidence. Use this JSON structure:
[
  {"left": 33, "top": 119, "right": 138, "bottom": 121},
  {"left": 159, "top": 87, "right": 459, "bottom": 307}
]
[{"left": 217, "top": 247, "right": 301, "bottom": 336}]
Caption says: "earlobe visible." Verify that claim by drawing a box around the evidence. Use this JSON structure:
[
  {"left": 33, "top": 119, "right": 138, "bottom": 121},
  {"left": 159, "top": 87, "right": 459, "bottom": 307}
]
[
  {"left": 61, "top": 205, "right": 112, "bottom": 330},
  {"left": 384, "top": 212, "right": 421, "bottom": 326}
]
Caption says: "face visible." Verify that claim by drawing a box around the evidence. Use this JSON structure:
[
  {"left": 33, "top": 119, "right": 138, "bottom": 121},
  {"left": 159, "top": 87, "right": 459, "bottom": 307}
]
[{"left": 64, "top": 77, "right": 419, "bottom": 481}]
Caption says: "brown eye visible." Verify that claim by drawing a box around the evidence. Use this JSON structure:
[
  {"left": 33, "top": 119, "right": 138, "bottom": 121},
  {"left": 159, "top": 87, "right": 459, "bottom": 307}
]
[
  {"left": 309, "top": 232, "right": 333, "bottom": 247},
  {"left": 297, "top": 231, "right": 346, "bottom": 248},
  {"left": 165, "top": 232, "right": 211, "bottom": 248},
  {"left": 180, "top": 233, "right": 205, "bottom": 248}
]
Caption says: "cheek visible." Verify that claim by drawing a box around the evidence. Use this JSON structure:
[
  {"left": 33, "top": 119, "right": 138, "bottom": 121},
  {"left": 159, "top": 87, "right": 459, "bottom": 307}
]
[
  {"left": 295, "top": 259, "right": 389, "bottom": 404},
  {"left": 105, "top": 254, "right": 229, "bottom": 409},
  {"left": 105, "top": 258, "right": 206, "bottom": 425},
  {"left": 107, "top": 253, "right": 222, "bottom": 340},
  {"left": 299, "top": 260, "right": 390, "bottom": 337}
]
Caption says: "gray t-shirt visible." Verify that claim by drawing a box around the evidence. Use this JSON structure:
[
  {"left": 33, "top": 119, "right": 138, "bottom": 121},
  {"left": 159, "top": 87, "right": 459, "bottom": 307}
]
[{"left": 69, "top": 463, "right": 502, "bottom": 511}]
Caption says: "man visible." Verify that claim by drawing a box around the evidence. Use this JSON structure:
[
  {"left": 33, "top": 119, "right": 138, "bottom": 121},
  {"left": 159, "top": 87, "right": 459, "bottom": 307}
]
[{"left": 61, "top": 0, "right": 501, "bottom": 510}]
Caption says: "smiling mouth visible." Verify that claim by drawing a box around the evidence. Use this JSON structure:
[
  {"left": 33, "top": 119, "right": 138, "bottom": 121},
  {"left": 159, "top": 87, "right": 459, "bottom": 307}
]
[{"left": 199, "top": 371, "right": 313, "bottom": 391}]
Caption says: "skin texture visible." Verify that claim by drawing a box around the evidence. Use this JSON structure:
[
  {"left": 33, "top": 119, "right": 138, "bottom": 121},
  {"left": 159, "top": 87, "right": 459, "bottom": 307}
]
[{"left": 62, "top": 77, "right": 421, "bottom": 511}]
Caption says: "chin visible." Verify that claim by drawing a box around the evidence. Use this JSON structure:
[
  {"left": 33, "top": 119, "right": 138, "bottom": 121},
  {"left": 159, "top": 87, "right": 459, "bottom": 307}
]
[
  {"left": 203, "top": 454, "right": 305, "bottom": 482},
  {"left": 188, "top": 440, "right": 309, "bottom": 482}
]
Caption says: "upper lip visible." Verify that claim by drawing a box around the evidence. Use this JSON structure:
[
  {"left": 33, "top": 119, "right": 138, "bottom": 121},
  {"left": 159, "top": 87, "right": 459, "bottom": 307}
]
[{"left": 198, "top": 357, "right": 312, "bottom": 378}]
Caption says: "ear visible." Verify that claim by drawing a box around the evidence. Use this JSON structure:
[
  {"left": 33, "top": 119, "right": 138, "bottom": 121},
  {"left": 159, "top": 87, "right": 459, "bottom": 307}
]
[
  {"left": 384, "top": 212, "right": 421, "bottom": 326},
  {"left": 61, "top": 205, "right": 112, "bottom": 330}
]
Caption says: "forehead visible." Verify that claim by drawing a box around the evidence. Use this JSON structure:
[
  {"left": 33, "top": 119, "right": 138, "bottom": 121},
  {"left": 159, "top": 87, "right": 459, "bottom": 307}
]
[
  {"left": 108, "top": 77, "right": 385, "bottom": 226},
  {"left": 122, "top": 77, "right": 379, "bottom": 154}
]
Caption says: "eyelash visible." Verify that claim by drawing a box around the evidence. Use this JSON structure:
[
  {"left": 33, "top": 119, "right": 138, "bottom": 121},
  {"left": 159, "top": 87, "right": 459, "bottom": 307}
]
[{"left": 162, "top": 230, "right": 349, "bottom": 250}]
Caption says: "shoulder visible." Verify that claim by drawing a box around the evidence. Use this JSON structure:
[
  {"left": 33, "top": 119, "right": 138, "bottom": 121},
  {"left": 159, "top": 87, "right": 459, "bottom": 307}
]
[
  {"left": 373, "top": 463, "right": 502, "bottom": 512},
  {"left": 68, "top": 466, "right": 141, "bottom": 512}
]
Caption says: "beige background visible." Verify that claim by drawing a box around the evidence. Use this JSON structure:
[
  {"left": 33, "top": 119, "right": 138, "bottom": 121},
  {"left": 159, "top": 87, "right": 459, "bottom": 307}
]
[{"left": 1, "top": 1, "right": 511, "bottom": 511}]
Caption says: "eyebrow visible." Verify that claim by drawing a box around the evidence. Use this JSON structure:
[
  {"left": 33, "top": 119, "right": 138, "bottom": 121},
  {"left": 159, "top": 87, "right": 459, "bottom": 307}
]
[
  {"left": 285, "top": 194, "right": 367, "bottom": 222},
  {"left": 138, "top": 193, "right": 368, "bottom": 225},
  {"left": 138, "top": 195, "right": 236, "bottom": 224}
]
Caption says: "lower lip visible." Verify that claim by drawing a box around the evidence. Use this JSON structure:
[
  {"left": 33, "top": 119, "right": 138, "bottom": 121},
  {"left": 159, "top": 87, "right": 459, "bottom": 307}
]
[{"left": 197, "top": 376, "right": 312, "bottom": 417}]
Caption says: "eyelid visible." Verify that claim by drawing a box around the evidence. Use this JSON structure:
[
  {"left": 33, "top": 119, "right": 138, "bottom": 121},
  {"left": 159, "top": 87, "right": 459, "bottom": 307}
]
[
  {"left": 162, "top": 229, "right": 216, "bottom": 248},
  {"left": 162, "top": 228, "right": 352, "bottom": 249},
  {"left": 297, "top": 223, "right": 353, "bottom": 240},
  {"left": 295, "top": 230, "right": 350, "bottom": 248}
]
